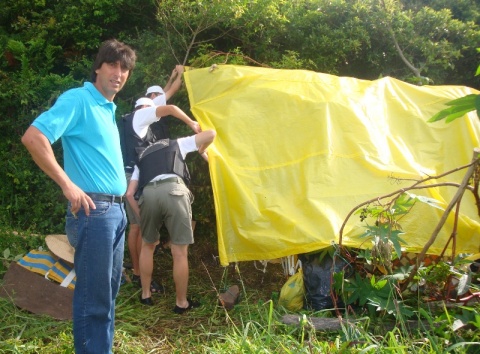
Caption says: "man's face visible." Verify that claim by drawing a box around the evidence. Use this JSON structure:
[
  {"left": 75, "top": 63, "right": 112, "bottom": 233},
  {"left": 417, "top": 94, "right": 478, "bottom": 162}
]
[
  {"left": 94, "top": 61, "right": 129, "bottom": 101},
  {"left": 148, "top": 92, "right": 163, "bottom": 99}
]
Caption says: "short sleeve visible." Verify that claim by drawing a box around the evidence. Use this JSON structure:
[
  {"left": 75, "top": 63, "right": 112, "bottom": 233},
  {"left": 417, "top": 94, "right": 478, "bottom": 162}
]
[
  {"left": 177, "top": 136, "right": 197, "bottom": 158},
  {"left": 31, "top": 91, "right": 81, "bottom": 144},
  {"left": 131, "top": 166, "right": 140, "bottom": 181}
]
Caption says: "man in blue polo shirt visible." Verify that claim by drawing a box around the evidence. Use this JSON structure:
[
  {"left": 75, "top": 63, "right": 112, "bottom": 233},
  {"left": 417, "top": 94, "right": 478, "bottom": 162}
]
[{"left": 21, "top": 39, "right": 136, "bottom": 354}]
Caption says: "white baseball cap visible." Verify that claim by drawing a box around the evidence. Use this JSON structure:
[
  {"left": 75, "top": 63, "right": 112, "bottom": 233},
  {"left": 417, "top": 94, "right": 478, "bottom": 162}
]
[
  {"left": 135, "top": 97, "right": 155, "bottom": 108},
  {"left": 145, "top": 85, "right": 165, "bottom": 96}
]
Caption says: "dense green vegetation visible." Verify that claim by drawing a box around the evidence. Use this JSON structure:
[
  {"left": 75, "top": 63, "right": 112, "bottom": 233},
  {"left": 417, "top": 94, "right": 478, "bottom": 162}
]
[
  {"left": 1, "top": 1, "right": 480, "bottom": 352},
  {"left": 1, "top": 0, "right": 479, "bottom": 234}
]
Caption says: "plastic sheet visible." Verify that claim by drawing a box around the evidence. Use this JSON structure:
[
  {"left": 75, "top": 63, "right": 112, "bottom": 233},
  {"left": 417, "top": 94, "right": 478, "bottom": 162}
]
[{"left": 184, "top": 65, "right": 480, "bottom": 266}]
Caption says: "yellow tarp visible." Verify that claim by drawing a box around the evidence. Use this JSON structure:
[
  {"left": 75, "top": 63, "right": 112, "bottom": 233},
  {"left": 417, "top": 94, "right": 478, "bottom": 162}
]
[{"left": 184, "top": 65, "right": 480, "bottom": 266}]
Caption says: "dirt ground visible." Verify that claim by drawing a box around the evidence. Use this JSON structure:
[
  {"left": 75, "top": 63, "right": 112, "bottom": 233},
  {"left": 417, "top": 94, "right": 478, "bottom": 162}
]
[
  {"left": 122, "top": 221, "right": 290, "bottom": 317},
  {"left": 149, "top": 229, "right": 289, "bottom": 302},
  {"left": 120, "top": 226, "right": 290, "bottom": 343}
]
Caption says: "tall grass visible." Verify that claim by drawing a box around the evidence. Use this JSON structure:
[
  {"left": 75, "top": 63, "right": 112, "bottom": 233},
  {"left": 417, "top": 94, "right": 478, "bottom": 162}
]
[{"left": 0, "top": 229, "right": 479, "bottom": 353}]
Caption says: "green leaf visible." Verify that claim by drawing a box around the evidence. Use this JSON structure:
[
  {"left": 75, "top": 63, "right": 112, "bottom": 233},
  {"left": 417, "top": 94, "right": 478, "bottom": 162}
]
[
  {"left": 390, "top": 234, "right": 405, "bottom": 259},
  {"left": 359, "top": 226, "right": 376, "bottom": 239},
  {"left": 3, "top": 248, "right": 11, "bottom": 259},
  {"left": 406, "top": 192, "right": 444, "bottom": 210},
  {"left": 393, "top": 193, "right": 416, "bottom": 214},
  {"left": 368, "top": 206, "right": 387, "bottom": 217},
  {"left": 476, "top": 49, "right": 480, "bottom": 76},
  {"left": 445, "top": 107, "right": 477, "bottom": 123},
  {"left": 428, "top": 94, "right": 477, "bottom": 123},
  {"left": 443, "top": 94, "right": 477, "bottom": 107},
  {"left": 389, "top": 265, "right": 413, "bottom": 281},
  {"left": 368, "top": 297, "right": 414, "bottom": 317},
  {"left": 428, "top": 107, "right": 457, "bottom": 123},
  {"left": 371, "top": 276, "right": 388, "bottom": 290},
  {"left": 476, "top": 95, "right": 480, "bottom": 119},
  {"left": 332, "top": 271, "right": 344, "bottom": 293},
  {"left": 430, "top": 106, "right": 475, "bottom": 123}
]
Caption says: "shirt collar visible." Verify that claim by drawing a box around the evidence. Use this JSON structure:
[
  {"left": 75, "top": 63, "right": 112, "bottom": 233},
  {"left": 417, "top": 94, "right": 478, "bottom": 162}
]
[{"left": 84, "top": 82, "right": 117, "bottom": 109}]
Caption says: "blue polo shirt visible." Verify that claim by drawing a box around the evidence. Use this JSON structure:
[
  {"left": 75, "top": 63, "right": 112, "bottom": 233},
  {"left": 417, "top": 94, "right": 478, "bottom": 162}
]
[{"left": 32, "top": 82, "right": 127, "bottom": 195}]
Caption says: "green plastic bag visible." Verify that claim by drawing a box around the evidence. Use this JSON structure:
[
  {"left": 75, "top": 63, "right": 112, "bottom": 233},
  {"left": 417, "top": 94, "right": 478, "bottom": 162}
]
[{"left": 278, "top": 268, "right": 305, "bottom": 311}]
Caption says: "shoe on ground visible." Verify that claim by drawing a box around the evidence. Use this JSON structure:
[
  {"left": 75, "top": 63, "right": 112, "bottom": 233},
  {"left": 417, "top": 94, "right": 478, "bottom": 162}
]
[
  {"left": 173, "top": 298, "right": 200, "bottom": 314},
  {"left": 140, "top": 296, "right": 154, "bottom": 306},
  {"left": 131, "top": 275, "right": 165, "bottom": 294}
]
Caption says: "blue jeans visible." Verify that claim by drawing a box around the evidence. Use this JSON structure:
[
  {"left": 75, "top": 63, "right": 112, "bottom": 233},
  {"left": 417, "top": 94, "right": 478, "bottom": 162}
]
[{"left": 66, "top": 200, "right": 126, "bottom": 354}]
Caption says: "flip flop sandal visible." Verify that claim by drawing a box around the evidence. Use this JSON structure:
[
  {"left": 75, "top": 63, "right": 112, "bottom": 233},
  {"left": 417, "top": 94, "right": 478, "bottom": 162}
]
[
  {"left": 132, "top": 275, "right": 164, "bottom": 294},
  {"left": 150, "top": 280, "right": 165, "bottom": 294}
]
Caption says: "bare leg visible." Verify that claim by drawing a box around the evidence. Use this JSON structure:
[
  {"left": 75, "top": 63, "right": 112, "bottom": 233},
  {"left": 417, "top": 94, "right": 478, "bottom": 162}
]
[
  {"left": 127, "top": 224, "right": 141, "bottom": 276},
  {"left": 139, "top": 240, "right": 157, "bottom": 300},
  {"left": 170, "top": 244, "right": 189, "bottom": 308}
]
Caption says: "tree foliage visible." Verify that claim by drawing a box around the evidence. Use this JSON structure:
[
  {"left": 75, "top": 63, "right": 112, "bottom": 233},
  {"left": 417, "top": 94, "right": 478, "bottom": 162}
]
[
  {"left": 429, "top": 48, "right": 480, "bottom": 123},
  {"left": 1, "top": 0, "right": 479, "bottom": 234}
]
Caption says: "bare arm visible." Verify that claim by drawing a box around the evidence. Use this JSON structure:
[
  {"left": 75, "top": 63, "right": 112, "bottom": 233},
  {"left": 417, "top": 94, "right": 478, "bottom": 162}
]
[
  {"left": 162, "top": 67, "right": 177, "bottom": 92},
  {"left": 199, "top": 151, "right": 209, "bottom": 162},
  {"left": 164, "top": 65, "right": 184, "bottom": 101},
  {"left": 125, "top": 178, "right": 141, "bottom": 222},
  {"left": 21, "top": 126, "right": 95, "bottom": 215},
  {"left": 195, "top": 130, "right": 216, "bottom": 162},
  {"left": 155, "top": 104, "right": 201, "bottom": 134}
]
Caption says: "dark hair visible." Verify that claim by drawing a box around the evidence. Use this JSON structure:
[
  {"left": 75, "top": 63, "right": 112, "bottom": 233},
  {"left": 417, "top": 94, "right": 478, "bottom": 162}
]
[{"left": 90, "top": 39, "right": 136, "bottom": 82}]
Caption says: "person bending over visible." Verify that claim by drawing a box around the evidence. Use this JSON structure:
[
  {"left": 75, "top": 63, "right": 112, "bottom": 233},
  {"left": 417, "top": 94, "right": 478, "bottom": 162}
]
[{"left": 126, "top": 129, "right": 215, "bottom": 313}]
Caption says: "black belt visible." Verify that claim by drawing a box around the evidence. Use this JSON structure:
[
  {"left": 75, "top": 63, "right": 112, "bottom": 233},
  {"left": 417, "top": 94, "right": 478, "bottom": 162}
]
[
  {"left": 86, "top": 193, "right": 124, "bottom": 203},
  {"left": 145, "top": 177, "right": 182, "bottom": 187}
]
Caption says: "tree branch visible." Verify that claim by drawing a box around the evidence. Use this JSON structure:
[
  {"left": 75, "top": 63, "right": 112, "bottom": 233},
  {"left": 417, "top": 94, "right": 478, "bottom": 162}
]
[
  {"left": 338, "top": 159, "right": 478, "bottom": 245},
  {"left": 403, "top": 148, "right": 480, "bottom": 287},
  {"left": 380, "top": 0, "right": 422, "bottom": 79}
]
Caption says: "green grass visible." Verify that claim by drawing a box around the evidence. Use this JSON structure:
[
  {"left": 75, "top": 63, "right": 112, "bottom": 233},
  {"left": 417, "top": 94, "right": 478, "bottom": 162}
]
[{"left": 0, "top": 228, "right": 479, "bottom": 353}]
